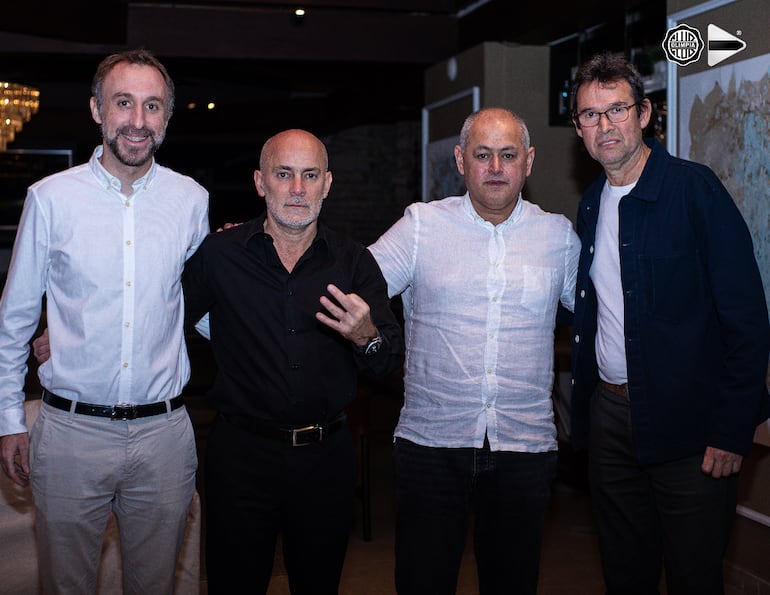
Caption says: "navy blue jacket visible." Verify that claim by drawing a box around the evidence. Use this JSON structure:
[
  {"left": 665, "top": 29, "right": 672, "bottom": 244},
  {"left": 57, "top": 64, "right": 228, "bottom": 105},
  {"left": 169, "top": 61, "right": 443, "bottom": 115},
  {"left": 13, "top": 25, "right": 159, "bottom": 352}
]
[{"left": 571, "top": 139, "right": 770, "bottom": 464}]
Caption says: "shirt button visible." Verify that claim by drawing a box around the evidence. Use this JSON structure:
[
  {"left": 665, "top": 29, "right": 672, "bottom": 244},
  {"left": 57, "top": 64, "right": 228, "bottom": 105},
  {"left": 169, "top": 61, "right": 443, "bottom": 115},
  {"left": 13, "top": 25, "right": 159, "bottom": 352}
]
[
  {"left": 589, "top": 245, "right": 594, "bottom": 254},
  {"left": 123, "top": 362, "right": 129, "bottom": 368},
  {"left": 575, "top": 335, "right": 580, "bottom": 343},
  {"left": 126, "top": 281, "right": 132, "bottom": 287},
  {"left": 126, "top": 240, "right": 132, "bottom": 246},
  {"left": 290, "top": 363, "right": 300, "bottom": 370},
  {"left": 580, "top": 289, "right": 585, "bottom": 298},
  {"left": 486, "top": 402, "right": 492, "bottom": 409}
]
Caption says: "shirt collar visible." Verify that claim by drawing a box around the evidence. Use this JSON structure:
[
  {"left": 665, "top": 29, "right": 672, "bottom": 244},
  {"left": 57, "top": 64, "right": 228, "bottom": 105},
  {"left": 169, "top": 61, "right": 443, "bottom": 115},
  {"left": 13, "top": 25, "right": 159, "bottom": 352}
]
[
  {"left": 462, "top": 192, "right": 523, "bottom": 229},
  {"left": 89, "top": 145, "right": 157, "bottom": 195},
  {"left": 243, "top": 213, "right": 329, "bottom": 252},
  {"left": 623, "top": 138, "right": 666, "bottom": 203}
]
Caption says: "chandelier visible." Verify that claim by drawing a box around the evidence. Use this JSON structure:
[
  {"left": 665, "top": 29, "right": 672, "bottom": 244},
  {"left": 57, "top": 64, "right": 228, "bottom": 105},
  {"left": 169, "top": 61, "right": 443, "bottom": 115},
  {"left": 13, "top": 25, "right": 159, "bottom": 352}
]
[{"left": 0, "top": 81, "right": 41, "bottom": 152}]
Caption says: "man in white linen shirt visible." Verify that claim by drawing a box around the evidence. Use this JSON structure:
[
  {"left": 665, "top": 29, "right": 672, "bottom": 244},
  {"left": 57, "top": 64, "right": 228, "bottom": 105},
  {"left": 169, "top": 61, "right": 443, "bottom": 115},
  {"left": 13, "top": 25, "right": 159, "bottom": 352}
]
[
  {"left": 0, "top": 50, "right": 209, "bottom": 594},
  {"left": 369, "top": 107, "right": 579, "bottom": 595}
]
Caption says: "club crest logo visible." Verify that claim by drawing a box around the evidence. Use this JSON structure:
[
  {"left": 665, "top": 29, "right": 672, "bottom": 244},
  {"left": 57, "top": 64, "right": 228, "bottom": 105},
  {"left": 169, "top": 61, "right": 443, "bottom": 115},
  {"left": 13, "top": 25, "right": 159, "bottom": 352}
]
[{"left": 662, "top": 23, "right": 704, "bottom": 66}]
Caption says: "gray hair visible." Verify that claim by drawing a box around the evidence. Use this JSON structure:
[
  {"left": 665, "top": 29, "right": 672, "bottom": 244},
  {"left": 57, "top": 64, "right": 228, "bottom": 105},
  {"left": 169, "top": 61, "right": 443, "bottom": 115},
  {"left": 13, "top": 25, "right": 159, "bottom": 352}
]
[{"left": 459, "top": 107, "right": 530, "bottom": 151}]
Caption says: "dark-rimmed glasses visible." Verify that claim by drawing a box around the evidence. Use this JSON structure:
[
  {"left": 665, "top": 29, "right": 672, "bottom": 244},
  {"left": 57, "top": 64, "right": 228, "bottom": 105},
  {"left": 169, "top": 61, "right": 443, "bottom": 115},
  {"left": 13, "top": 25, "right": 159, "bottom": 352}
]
[{"left": 574, "top": 103, "right": 639, "bottom": 127}]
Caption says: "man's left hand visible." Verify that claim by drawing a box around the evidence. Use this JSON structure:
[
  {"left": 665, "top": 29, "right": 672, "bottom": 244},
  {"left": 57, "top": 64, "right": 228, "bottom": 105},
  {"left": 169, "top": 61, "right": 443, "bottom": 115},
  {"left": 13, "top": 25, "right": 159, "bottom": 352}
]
[
  {"left": 701, "top": 446, "right": 742, "bottom": 478},
  {"left": 32, "top": 328, "right": 50, "bottom": 364},
  {"left": 316, "top": 284, "right": 378, "bottom": 348}
]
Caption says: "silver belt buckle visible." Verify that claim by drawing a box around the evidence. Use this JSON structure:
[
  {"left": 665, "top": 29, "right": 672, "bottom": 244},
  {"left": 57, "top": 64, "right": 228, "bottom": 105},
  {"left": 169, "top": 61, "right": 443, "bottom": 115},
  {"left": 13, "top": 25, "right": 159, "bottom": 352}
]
[
  {"left": 291, "top": 424, "right": 323, "bottom": 446},
  {"left": 111, "top": 403, "right": 138, "bottom": 420}
]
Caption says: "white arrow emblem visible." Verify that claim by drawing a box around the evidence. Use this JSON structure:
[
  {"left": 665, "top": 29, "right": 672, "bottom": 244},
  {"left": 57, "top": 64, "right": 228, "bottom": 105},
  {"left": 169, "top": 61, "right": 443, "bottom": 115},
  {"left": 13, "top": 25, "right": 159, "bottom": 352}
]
[{"left": 708, "top": 24, "right": 747, "bottom": 67}]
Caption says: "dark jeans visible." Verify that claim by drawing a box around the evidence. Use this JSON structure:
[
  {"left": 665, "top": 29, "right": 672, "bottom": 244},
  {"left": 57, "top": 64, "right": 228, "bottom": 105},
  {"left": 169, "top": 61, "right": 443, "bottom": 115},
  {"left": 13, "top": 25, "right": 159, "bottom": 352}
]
[
  {"left": 393, "top": 437, "right": 557, "bottom": 595},
  {"left": 205, "top": 413, "right": 356, "bottom": 595},
  {"left": 589, "top": 385, "right": 738, "bottom": 595}
]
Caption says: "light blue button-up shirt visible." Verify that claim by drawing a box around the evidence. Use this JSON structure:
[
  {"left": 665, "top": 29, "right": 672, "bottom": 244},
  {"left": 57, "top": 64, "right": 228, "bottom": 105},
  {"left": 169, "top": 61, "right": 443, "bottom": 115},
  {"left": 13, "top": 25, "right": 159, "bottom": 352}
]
[
  {"left": 0, "top": 147, "right": 209, "bottom": 435},
  {"left": 369, "top": 194, "right": 579, "bottom": 452}
]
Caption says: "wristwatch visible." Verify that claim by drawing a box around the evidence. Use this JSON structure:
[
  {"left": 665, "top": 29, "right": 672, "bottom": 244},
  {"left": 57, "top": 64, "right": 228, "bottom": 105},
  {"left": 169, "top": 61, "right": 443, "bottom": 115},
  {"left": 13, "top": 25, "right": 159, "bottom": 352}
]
[{"left": 361, "top": 332, "right": 383, "bottom": 356}]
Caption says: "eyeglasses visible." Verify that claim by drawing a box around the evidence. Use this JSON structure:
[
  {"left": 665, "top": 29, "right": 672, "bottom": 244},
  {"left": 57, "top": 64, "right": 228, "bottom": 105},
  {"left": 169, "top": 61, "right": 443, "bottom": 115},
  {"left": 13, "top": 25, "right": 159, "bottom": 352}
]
[{"left": 575, "top": 103, "right": 639, "bottom": 127}]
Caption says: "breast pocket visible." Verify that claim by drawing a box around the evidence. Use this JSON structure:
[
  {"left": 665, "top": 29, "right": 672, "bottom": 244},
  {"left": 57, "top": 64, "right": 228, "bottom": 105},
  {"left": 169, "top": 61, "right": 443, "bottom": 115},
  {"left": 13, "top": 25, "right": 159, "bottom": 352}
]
[
  {"left": 521, "top": 265, "right": 558, "bottom": 317},
  {"left": 644, "top": 252, "right": 705, "bottom": 322}
]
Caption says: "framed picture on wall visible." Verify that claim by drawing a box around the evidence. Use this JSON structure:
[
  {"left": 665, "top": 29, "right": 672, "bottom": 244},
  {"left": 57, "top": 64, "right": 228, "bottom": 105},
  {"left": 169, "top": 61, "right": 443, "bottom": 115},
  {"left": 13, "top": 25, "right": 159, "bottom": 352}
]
[
  {"left": 424, "top": 135, "right": 465, "bottom": 203},
  {"left": 421, "top": 86, "right": 479, "bottom": 202}
]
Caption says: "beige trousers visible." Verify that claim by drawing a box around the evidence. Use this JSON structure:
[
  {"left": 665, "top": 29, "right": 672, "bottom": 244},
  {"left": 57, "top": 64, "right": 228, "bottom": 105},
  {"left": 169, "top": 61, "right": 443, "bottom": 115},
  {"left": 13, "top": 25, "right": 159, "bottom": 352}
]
[{"left": 30, "top": 401, "right": 197, "bottom": 595}]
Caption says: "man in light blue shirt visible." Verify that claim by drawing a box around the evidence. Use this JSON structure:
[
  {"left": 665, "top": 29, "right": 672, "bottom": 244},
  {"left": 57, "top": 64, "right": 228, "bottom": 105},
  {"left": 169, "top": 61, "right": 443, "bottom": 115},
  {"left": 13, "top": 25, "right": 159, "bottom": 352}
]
[{"left": 369, "top": 107, "right": 579, "bottom": 595}]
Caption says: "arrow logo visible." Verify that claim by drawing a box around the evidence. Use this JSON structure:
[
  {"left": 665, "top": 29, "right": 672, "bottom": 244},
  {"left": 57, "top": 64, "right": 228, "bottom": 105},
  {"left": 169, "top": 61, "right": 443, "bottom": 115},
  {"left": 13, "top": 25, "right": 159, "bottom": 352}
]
[{"left": 708, "top": 24, "right": 747, "bottom": 66}]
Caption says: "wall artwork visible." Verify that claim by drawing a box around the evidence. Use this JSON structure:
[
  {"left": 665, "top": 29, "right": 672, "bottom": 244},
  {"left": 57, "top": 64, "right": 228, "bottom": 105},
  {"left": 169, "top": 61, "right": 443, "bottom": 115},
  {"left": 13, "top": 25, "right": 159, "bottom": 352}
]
[
  {"left": 678, "top": 53, "right": 770, "bottom": 318},
  {"left": 425, "top": 136, "right": 465, "bottom": 203},
  {"left": 421, "top": 85, "right": 479, "bottom": 202},
  {"left": 678, "top": 53, "right": 770, "bottom": 444}
]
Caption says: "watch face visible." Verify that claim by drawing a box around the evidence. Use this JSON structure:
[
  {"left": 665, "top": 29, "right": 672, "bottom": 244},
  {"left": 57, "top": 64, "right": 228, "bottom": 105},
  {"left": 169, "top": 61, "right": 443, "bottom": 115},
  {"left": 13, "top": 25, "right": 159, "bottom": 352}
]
[{"left": 364, "top": 336, "right": 383, "bottom": 355}]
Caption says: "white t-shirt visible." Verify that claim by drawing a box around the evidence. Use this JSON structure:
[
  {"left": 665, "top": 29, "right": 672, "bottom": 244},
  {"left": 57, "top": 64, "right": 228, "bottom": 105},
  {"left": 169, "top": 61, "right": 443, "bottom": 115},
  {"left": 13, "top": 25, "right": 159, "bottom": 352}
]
[{"left": 590, "top": 180, "right": 637, "bottom": 385}]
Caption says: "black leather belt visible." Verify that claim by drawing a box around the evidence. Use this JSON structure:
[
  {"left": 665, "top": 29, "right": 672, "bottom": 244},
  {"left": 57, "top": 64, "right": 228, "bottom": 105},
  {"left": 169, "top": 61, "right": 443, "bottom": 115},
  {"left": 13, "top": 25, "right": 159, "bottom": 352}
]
[
  {"left": 220, "top": 412, "right": 346, "bottom": 446},
  {"left": 42, "top": 389, "right": 185, "bottom": 420}
]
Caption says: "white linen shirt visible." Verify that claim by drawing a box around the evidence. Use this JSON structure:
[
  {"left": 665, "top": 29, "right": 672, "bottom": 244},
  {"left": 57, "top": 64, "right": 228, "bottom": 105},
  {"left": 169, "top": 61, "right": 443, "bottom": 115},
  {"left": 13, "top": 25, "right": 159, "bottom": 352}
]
[
  {"left": 0, "top": 146, "right": 209, "bottom": 435},
  {"left": 369, "top": 194, "right": 579, "bottom": 452}
]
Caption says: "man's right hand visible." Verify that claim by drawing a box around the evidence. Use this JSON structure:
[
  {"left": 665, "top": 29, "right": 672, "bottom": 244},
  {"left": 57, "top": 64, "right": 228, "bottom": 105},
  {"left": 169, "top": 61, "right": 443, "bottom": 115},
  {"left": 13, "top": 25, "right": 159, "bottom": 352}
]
[
  {"left": 216, "top": 222, "right": 243, "bottom": 232},
  {"left": 32, "top": 328, "right": 50, "bottom": 364},
  {"left": 0, "top": 433, "right": 31, "bottom": 487}
]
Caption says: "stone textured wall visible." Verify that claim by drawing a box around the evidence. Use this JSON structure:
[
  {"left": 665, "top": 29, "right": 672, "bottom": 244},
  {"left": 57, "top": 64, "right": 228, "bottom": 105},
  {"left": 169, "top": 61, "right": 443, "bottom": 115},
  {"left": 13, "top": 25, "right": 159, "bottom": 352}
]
[{"left": 321, "top": 120, "right": 421, "bottom": 247}]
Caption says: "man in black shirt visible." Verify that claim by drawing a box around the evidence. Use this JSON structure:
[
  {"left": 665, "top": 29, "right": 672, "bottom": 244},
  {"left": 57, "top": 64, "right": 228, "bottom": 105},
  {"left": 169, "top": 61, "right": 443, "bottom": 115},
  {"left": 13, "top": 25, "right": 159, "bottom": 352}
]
[{"left": 182, "top": 129, "right": 404, "bottom": 594}]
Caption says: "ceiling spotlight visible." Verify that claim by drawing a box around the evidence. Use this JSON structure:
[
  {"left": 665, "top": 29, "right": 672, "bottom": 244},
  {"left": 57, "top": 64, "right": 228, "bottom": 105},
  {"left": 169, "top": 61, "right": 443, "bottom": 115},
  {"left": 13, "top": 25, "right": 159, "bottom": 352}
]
[
  {"left": 295, "top": 8, "right": 305, "bottom": 17},
  {"left": 207, "top": 102, "right": 216, "bottom": 110}
]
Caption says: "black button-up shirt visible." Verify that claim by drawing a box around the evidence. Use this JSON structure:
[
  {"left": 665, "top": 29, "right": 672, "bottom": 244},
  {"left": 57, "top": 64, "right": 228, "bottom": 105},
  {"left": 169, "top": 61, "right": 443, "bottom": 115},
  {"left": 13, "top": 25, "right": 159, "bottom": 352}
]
[{"left": 182, "top": 215, "right": 404, "bottom": 425}]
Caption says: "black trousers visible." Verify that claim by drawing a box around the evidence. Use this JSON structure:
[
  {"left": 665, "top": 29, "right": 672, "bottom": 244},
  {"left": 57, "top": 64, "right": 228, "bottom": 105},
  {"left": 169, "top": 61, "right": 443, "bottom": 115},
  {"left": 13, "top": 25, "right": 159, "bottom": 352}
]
[
  {"left": 589, "top": 385, "right": 738, "bottom": 595},
  {"left": 205, "top": 413, "right": 356, "bottom": 595},
  {"left": 393, "top": 437, "right": 557, "bottom": 595}
]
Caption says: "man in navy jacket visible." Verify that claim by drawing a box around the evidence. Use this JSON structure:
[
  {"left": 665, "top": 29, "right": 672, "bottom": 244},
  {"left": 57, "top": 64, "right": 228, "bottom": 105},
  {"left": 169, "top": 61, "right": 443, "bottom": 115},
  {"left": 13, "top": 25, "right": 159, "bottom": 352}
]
[{"left": 569, "top": 52, "right": 770, "bottom": 595}]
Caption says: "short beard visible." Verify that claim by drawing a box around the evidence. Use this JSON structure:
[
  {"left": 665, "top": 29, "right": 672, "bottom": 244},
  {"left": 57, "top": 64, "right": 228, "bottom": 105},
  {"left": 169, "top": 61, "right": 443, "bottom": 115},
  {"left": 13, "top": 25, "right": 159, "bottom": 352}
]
[
  {"left": 103, "top": 125, "right": 164, "bottom": 168},
  {"left": 266, "top": 200, "right": 322, "bottom": 232}
]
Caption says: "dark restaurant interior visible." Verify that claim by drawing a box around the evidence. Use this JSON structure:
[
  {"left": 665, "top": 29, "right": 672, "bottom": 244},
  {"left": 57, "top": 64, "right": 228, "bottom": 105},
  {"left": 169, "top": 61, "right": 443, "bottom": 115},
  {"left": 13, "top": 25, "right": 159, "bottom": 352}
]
[{"left": 1, "top": 1, "right": 768, "bottom": 593}]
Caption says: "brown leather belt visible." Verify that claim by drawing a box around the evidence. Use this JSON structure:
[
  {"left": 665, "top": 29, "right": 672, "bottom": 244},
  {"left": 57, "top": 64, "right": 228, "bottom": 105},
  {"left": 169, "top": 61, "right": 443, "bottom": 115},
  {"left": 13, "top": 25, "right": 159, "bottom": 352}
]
[{"left": 599, "top": 381, "right": 628, "bottom": 398}]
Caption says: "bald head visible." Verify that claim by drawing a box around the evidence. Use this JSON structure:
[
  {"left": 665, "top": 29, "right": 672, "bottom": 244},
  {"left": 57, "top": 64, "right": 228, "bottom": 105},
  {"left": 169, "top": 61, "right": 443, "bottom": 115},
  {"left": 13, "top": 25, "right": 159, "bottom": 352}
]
[
  {"left": 260, "top": 129, "right": 329, "bottom": 173},
  {"left": 459, "top": 108, "right": 530, "bottom": 153}
]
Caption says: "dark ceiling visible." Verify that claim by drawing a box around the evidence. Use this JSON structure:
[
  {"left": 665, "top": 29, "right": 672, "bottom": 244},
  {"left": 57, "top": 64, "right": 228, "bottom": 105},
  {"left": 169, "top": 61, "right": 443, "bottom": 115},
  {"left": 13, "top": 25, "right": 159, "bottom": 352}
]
[
  {"left": 0, "top": 0, "right": 664, "bottom": 230},
  {"left": 1, "top": 0, "right": 664, "bottom": 159}
]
